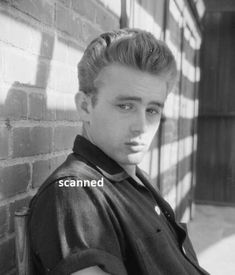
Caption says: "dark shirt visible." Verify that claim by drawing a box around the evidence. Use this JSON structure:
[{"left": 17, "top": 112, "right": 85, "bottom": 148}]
[{"left": 28, "top": 135, "right": 209, "bottom": 275}]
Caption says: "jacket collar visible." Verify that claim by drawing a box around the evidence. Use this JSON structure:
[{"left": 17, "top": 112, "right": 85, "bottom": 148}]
[{"left": 72, "top": 135, "right": 129, "bottom": 182}]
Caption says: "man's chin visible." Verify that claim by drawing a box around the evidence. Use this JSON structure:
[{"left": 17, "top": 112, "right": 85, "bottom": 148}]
[{"left": 124, "top": 153, "right": 145, "bottom": 165}]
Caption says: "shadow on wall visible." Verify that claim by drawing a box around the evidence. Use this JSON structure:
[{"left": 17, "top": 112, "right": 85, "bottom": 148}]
[
  {"left": 1, "top": 31, "right": 80, "bottom": 120},
  {"left": 0, "top": 11, "right": 82, "bottom": 204}
]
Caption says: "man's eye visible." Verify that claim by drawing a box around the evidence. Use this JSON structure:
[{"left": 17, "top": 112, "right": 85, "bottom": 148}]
[
  {"left": 117, "top": 104, "right": 132, "bottom": 111},
  {"left": 147, "top": 108, "right": 161, "bottom": 115}
]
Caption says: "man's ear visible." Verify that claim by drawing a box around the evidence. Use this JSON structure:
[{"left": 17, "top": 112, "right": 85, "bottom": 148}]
[{"left": 75, "top": 92, "right": 93, "bottom": 122}]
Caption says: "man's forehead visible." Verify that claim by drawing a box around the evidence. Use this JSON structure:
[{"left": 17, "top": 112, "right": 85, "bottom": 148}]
[
  {"left": 97, "top": 63, "right": 161, "bottom": 81},
  {"left": 94, "top": 64, "right": 168, "bottom": 101}
]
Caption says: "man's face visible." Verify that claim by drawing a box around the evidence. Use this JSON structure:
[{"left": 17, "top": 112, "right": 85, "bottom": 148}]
[{"left": 86, "top": 64, "right": 167, "bottom": 167}]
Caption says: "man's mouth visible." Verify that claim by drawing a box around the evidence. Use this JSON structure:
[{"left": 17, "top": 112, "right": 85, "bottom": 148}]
[
  {"left": 125, "top": 141, "right": 146, "bottom": 152},
  {"left": 125, "top": 141, "right": 144, "bottom": 146}
]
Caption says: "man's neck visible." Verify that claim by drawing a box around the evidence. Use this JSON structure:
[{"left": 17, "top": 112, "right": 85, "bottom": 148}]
[
  {"left": 118, "top": 164, "right": 136, "bottom": 178},
  {"left": 82, "top": 124, "right": 94, "bottom": 143}
]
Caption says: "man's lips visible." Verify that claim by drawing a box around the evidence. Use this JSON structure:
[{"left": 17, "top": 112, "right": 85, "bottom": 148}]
[
  {"left": 125, "top": 141, "right": 146, "bottom": 151},
  {"left": 125, "top": 141, "right": 145, "bottom": 146}
]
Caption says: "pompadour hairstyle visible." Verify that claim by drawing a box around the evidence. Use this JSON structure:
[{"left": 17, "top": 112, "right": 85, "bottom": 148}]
[{"left": 78, "top": 28, "right": 177, "bottom": 98}]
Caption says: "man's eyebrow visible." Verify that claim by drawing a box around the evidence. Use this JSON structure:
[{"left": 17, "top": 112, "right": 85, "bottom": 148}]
[{"left": 115, "top": 96, "right": 164, "bottom": 108}]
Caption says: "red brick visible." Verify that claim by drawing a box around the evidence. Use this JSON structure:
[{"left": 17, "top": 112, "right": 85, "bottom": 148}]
[
  {"left": 51, "top": 37, "right": 68, "bottom": 63},
  {"left": 54, "top": 125, "right": 79, "bottom": 151},
  {"left": 81, "top": 21, "right": 101, "bottom": 44},
  {"left": 98, "top": 0, "right": 121, "bottom": 18},
  {"left": 28, "top": 93, "right": 45, "bottom": 120},
  {"left": 3, "top": 88, "right": 27, "bottom": 119},
  {"left": 0, "top": 127, "right": 9, "bottom": 159},
  {"left": 69, "top": 14, "right": 84, "bottom": 42},
  {"left": 32, "top": 155, "right": 67, "bottom": 188},
  {"left": 0, "top": 205, "right": 8, "bottom": 238},
  {"left": 50, "top": 63, "right": 74, "bottom": 93},
  {"left": 51, "top": 154, "right": 67, "bottom": 169},
  {"left": 95, "top": 5, "right": 119, "bottom": 30},
  {"left": 4, "top": 49, "right": 42, "bottom": 87},
  {"left": 55, "top": 4, "right": 70, "bottom": 34},
  {"left": 58, "top": 0, "right": 71, "bottom": 8},
  {"left": 38, "top": 32, "right": 55, "bottom": 60},
  {"left": 0, "top": 37, "right": 3, "bottom": 77},
  {"left": 67, "top": 41, "right": 84, "bottom": 67},
  {"left": 11, "top": 0, "right": 54, "bottom": 26},
  {"left": 55, "top": 4, "right": 82, "bottom": 40},
  {"left": 56, "top": 3, "right": 99, "bottom": 43},
  {"left": 0, "top": 238, "right": 15, "bottom": 274},
  {"left": 0, "top": 10, "right": 32, "bottom": 51},
  {"left": 55, "top": 93, "right": 80, "bottom": 121},
  {"left": 8, "top": 197, "right": 31, "bottom": 234},
  {"left": 35, "top": 59, "right": 51, "bottom": 89},
  {"left": 72, "top": 0, "right": 96, "bottom": 22},
  {"left": 0, "top": 163, "right": 30, "bottom": 199},
  {"left": 56, "top": 108, "right": 80, "bottom": 121},
  {"left": 28, "top": 93, "right": 55, "bottom": 121},
  {"left": 4, "top": 49, "right": 50, "bottom": 90},
  {"left": 6, "top": 24, "right": 55, "bottom": 59},
  {"left": 13, "top": 127, "right": 53, "bottom": 157}
]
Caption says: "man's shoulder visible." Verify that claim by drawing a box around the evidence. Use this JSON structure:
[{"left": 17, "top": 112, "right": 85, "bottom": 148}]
[
  {"left": 39, "top": 153, "right": 101, "bottom": 188},
  {"left": 29, "top": 153, "right": 104, "bottom": 210},
  {"left": 54, "top": 153, "right": 100, "bottom": 179}
]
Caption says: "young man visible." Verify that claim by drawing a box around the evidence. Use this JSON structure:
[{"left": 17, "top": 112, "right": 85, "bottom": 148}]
[{"left": 28, "top": 29, "right": 209, "bottom": 275}]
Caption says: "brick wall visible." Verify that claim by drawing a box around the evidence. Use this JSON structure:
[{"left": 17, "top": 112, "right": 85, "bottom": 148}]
[{"left": 0, "top": 0, "right": 120, "bottom": 273}]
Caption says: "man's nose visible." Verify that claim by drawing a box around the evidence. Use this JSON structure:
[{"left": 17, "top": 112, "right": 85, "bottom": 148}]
[{"left": 130, "top": 111, "right": 147, "bottom": 134}]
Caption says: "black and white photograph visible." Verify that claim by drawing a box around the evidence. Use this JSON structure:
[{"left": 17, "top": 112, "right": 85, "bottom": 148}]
[{"left": 0, "top": 0, "right": 235, "bottom": 274}]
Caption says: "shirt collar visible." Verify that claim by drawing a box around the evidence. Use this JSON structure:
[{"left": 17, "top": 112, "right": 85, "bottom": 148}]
[{"left": 72, "top": 135, "right": 129, "bottom": 182}]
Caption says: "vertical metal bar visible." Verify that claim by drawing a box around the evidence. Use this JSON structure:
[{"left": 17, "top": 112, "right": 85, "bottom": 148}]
[{"left": 14, "top": 207, "right": 31, "bottom": 275}]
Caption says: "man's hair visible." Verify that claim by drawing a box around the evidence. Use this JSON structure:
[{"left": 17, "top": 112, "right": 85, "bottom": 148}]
[{"left": 78, "top": 28, "right": 177, "bottom": 101}]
